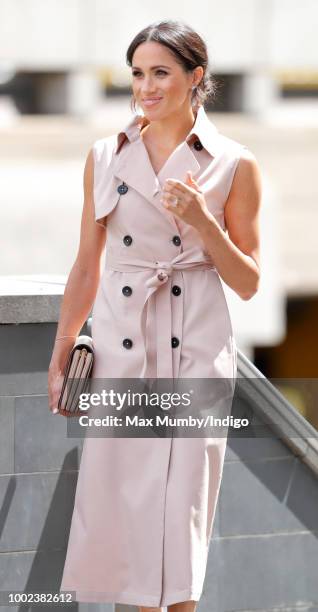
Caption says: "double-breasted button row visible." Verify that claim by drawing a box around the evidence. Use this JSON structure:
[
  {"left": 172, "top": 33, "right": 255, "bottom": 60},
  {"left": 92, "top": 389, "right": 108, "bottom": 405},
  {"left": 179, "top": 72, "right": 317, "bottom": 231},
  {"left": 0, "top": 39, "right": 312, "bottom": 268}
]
[
  {"left": 124, "top": 234, "right": 181, "bottom": 248},
  {"left": 123, "top": 337, "right": 180, "bottom": 349},
  {"left": 123, "top": 285, "right": 180, "bottom": 297}
]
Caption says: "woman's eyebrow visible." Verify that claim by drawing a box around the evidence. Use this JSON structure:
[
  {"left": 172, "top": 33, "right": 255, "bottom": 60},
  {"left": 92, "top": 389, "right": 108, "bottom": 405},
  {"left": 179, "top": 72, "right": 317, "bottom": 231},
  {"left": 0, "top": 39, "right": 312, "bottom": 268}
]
[{"left": 132, "top": 65, "right": 171, "bottom": 70}]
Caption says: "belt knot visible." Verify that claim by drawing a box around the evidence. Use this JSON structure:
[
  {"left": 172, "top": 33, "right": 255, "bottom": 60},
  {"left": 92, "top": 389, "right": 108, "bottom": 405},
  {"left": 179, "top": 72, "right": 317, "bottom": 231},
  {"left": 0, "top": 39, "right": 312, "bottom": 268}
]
[{"left": 146, "top": 261, "right": 173, "bottom": 288}]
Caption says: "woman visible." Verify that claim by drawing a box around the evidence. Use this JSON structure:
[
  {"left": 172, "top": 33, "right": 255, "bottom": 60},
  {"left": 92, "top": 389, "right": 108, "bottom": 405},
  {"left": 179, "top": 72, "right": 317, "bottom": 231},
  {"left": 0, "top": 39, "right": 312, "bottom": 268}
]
[{"left": 48, "top": 19, "right": 262, "bottom": 612}]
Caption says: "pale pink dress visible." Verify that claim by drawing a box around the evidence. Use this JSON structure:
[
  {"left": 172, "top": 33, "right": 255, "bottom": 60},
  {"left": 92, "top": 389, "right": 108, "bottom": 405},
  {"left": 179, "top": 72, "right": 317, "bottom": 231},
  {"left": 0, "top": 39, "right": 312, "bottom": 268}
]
[{"left": 60, "top": 105, "right": 246, "bottom": 607}]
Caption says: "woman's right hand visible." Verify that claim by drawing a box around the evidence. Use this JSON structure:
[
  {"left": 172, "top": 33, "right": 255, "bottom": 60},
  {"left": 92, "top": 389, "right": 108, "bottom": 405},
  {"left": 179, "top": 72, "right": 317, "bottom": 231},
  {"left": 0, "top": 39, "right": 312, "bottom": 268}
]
[
  {"left": 48, "top": 339, "right": 75, "bottom": 415},
  {"left": 48, "top": 362, "right": 65, "bottom": 415}
]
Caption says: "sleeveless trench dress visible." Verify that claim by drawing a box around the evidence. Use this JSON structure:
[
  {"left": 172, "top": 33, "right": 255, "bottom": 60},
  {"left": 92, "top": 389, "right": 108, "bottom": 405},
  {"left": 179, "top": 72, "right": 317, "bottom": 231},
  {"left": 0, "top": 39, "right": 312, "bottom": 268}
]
[{"left": 60, "top": 105, "right": 246, "bottom": 607}]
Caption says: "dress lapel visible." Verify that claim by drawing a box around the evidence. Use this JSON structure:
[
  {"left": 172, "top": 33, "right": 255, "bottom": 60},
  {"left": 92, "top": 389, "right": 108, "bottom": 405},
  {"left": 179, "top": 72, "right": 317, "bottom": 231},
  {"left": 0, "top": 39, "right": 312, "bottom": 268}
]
[
  {"left": 112, "top": 137, "right": 200, "bottom": 226},
  {"left": 108, "top": 106, "right": 219, "bottom": 228}
]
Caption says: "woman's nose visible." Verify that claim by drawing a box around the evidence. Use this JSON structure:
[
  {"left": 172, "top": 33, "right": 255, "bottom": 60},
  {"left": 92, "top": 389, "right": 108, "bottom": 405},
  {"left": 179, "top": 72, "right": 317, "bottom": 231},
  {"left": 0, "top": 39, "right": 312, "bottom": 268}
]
[{"left": 141, "top": 77, "right": 155, "bottom": 93}]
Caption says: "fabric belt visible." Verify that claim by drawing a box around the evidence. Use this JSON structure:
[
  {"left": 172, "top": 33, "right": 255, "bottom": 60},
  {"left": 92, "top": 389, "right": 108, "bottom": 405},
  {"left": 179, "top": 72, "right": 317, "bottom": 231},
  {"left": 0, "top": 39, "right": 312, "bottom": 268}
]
[{"left": 105, "top": 246, "right": 216, "bottom": 379}]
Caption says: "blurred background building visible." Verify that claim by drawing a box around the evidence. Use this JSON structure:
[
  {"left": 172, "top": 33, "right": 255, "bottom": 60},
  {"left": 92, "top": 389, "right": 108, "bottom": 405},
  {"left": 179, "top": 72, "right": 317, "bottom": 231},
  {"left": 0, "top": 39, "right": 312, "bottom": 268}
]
[{"left": 0, "top": 0, "right": 318, "bottom": 427}]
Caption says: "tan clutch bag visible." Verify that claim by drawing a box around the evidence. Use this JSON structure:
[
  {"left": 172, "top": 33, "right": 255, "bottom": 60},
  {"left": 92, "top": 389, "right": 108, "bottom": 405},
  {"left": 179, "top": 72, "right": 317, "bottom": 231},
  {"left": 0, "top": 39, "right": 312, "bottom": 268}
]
[{"left": 58, "top": 335, "right": 94, "bottom": 417}]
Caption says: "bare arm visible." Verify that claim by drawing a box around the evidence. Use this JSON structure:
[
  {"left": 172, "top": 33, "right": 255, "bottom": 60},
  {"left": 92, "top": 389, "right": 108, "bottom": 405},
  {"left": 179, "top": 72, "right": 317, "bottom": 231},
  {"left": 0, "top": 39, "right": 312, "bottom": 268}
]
[
  {"left": 196, "top": 148, "right": 262, "bottom": 300},
  {"left": 48, "top": 149, "right": 106, "bottom": 409}
]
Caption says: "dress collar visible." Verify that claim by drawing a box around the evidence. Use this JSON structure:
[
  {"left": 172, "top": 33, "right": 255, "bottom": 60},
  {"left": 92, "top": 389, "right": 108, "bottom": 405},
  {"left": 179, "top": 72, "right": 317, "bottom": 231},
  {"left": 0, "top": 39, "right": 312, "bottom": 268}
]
[{"left": 115, "top": 104, "right": 219, "bottom": 157}]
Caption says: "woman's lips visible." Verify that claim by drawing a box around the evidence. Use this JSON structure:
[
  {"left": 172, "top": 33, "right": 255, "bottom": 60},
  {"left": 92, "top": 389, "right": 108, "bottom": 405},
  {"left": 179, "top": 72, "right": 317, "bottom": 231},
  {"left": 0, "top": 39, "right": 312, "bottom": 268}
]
[{"left": 142, "top": 98, "right": 162, "bottom": 107}]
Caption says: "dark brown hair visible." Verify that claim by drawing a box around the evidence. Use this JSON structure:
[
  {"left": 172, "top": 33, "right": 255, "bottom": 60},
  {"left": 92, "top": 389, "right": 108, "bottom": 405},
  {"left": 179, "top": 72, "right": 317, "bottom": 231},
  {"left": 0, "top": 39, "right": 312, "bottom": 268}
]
[{"left": 126, "top": 20, "right": 218, "bottom": 113}]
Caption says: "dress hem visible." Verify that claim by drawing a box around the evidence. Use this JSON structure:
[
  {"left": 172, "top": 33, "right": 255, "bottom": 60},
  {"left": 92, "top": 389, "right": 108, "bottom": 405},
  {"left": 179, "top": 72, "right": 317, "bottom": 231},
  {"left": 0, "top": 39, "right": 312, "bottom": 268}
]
[{"left": 60, "top": 586, "right": 202, "bottom": 606}]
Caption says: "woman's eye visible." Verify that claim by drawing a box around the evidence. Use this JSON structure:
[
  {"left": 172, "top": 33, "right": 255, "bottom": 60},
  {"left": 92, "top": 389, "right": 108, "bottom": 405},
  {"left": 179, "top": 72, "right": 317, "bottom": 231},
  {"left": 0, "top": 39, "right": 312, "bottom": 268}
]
[{"left": 132, "top": 70, "right": 168, "bottom": 77}]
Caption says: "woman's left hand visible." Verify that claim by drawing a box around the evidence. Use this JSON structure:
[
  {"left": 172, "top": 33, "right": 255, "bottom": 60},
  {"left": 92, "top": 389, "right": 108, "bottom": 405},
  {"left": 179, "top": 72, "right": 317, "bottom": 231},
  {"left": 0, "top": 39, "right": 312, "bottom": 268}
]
[{"left": 160, "top": 171, "right": 210, "bottom": 230}]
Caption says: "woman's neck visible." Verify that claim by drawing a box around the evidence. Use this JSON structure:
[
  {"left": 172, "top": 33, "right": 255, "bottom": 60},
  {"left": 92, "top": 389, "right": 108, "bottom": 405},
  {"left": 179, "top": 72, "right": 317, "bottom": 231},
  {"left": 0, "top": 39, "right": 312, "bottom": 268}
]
[{"left": 140, "top": 106, "right": 197, "bottom": 149}]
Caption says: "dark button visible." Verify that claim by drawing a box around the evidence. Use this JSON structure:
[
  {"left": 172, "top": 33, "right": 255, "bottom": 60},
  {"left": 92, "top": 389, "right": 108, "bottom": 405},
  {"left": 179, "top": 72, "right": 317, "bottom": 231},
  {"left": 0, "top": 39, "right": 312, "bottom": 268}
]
[
  {"left": 123, "top": 338, "right": 133, "bottom": 349},
  {"left": 117, "top": 182, "right": 128, "bottom": 195},
  {"left": 122, "top": 286, "right": 132, "bottom": 297},
  {"left": 193, "top": 139, "right": 203, "bottom": 151},
  {"left": 123, "top": 235, "right": 133, "bottom": 246},
  {"left": 172, "top": 285, "right": 181, "bottom": 296},
  {"left": 172, "top": 235, "right": 181, "bottom": 246},
  {"left": 171, "top": 337, "right": 179, "bottom": 348}
]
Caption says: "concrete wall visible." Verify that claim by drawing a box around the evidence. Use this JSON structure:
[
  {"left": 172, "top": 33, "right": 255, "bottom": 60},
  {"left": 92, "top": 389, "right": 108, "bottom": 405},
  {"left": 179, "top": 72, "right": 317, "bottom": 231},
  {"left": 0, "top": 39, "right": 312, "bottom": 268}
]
[{"left": 1, "top": 318, "right": 318, "bottom": 611}]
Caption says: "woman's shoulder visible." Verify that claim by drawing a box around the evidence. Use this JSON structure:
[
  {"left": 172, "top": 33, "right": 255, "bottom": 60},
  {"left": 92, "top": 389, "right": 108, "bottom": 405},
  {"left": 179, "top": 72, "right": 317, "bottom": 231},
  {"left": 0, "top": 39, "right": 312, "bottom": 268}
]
[
  {"left": 92, "top": 134, "right": 119, "bottom": 164},
  {"left": 92, "top": 115, "right": 137, "bottom": 162},
  {"left": 216, "top": 131, "right": 259, "bottom": 172},
  {"left": 215, "top": 131, "right": 249, "bottom": 158}
]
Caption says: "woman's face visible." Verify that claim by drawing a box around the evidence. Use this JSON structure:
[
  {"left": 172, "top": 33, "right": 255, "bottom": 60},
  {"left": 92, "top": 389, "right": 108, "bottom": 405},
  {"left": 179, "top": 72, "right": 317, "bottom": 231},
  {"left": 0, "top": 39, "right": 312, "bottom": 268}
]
[{"left": 131, "top": 41, "right": 199, "bottom": 119}]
